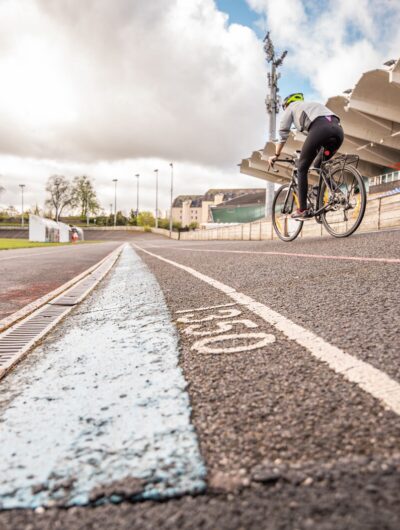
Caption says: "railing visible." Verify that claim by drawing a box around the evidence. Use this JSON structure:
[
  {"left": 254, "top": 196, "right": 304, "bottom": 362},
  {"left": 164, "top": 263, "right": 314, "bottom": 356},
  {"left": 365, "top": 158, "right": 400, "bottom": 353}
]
[
  {"left": 370, "top": 170, "right": 400, "bottom": 187},
  {"left": 177, "top": 192, "right": 400, "bottom": 241}
]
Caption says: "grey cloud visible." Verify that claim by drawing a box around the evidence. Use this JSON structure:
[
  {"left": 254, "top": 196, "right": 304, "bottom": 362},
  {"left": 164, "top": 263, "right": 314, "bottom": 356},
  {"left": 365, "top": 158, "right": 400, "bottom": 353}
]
[{"left": 0, "top": 0, "right": 267, "bottom": 166}]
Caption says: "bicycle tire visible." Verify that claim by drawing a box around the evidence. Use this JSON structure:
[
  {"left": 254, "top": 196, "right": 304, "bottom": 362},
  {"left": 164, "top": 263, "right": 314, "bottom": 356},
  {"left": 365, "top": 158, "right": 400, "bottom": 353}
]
[
  {"left": 272, "top": 184, "right": 303, "bottom": 242},
  {"left": 320, "top": 164, "right": 366, "bottom": 238}
]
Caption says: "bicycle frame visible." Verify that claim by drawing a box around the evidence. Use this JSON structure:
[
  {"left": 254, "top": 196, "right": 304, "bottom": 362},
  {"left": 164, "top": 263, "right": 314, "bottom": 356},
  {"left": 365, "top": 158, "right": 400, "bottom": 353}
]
[
  {"left": 274, "top": 158, "right": 340, "bottom": 218},
  {"left": 272, "top": 153, "right": 365, "bottom": 240}
]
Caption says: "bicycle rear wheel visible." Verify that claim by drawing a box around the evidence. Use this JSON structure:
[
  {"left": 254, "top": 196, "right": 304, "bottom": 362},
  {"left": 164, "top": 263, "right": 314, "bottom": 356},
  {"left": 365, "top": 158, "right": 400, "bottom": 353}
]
[
  {"left": 320, "top": 165, "right": 366, "bottom": 238},
  {"left": 272, "top": 184, "right": 303, "bottom": 242}
]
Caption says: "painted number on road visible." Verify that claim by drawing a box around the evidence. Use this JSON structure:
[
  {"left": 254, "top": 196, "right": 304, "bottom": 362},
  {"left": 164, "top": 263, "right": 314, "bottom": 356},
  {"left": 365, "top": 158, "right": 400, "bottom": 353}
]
[
  {"left": 176, "top": 304, "right": 276, "bottom": 355},
  {"left": 177, "top": 308, "right": 242, "bottom": 324},
  {"left": 192, "top": 333, "right": 275, "bottom": 354},
  {"left": 183, "top": 319, "right": 258, "bottom": 337}
]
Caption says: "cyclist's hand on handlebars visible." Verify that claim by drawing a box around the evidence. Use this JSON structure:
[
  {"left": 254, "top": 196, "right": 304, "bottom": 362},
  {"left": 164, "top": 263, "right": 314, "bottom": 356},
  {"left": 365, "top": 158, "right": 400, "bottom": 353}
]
[{"left": 267, "top": 155, "right": 277, "bottom": 170}]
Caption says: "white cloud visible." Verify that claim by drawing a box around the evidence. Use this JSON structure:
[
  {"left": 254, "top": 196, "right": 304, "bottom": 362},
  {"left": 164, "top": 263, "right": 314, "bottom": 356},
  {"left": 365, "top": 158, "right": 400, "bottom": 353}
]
[
  {"left": 246, "top": 0, "right": 400, "bottom": 98},
  {"left": 0, "top": 0, "right": 270, "bottom": 212},
  {"left": 2, "top": 0, "right": 398, "bottom": 214},
  {"left": 0, "top": 0, "right": 267, "bottom": 165}
]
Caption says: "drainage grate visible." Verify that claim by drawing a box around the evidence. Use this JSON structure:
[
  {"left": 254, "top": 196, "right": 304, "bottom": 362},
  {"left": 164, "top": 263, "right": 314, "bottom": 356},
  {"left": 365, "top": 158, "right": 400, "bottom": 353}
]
[{"left": 0, "top": 247, "right": 123, "bottom": 380}]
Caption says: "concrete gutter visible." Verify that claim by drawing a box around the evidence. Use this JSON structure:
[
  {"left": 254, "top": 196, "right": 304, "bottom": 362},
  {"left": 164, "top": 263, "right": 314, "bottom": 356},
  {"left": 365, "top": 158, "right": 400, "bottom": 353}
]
[
  {"left": 0, "top": 245, "right": 123, "bottom": 380},
  {"left": 0, "top": 245, "right": 206, "bottom": 508},
  {"left": 0, "top": 244, "right": 124, "bottom": 333}
]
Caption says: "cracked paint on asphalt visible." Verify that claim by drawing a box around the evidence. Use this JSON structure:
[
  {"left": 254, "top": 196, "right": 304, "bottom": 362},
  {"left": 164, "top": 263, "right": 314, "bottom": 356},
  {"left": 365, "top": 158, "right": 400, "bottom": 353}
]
[{"left": 0, "top": 246, "right": 206, "bottom": 509}]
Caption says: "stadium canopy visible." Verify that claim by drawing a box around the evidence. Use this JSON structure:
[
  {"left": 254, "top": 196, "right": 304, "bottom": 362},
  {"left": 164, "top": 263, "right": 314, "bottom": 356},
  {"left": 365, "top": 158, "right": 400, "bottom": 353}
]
[{"left": 239, "top": 58, "right": 400, "bottom": 183}]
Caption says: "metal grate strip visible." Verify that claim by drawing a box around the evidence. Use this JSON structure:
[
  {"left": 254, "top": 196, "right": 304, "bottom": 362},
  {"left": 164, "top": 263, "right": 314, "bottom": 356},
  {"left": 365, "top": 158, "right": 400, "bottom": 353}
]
[{"left": 0, "top": 247, "right": 123, "bottom": 380}]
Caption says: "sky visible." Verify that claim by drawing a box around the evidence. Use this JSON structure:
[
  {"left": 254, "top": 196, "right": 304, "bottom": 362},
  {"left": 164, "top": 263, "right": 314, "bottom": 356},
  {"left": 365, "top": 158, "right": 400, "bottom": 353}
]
[{"left": 0, "top": 0, "right": 399, "bottom": 216}]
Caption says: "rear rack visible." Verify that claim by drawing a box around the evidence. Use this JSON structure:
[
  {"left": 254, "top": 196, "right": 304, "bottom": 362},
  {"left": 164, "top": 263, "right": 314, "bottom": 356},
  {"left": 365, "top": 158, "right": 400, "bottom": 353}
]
[{"left": 322, "top": 154, "right": 360, "bottom": 171}]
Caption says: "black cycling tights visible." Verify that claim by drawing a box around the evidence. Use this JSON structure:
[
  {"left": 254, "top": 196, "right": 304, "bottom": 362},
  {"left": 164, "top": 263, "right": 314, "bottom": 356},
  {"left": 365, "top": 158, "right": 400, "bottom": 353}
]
[{"left": 297, "top": 116, "right": 344, "bottom": 210}]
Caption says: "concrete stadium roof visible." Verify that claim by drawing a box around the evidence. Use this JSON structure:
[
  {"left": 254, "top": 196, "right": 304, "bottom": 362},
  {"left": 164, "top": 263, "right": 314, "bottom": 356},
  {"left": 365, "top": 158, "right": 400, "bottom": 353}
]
[{"left": 240, "top": 59, "right": 400, "bottom": 183}]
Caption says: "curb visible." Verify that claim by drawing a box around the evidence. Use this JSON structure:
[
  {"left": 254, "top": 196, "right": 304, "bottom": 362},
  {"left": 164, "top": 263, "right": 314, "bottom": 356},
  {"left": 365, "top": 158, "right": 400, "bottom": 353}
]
[
  {"left": 0, "top": 245, "right": 124, "bottom": 381},
  {"left": 0, "top": 244, "right": 124, "bottom": 334}
]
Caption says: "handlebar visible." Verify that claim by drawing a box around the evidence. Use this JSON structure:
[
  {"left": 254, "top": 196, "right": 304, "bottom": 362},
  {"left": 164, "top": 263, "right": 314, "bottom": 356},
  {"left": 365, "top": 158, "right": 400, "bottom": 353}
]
[
  {"left": 268, "top": 157, "right": 295, "bottom": 173},
  {"left": 274, "top": 158, "right": 295, "bottom": 164}
]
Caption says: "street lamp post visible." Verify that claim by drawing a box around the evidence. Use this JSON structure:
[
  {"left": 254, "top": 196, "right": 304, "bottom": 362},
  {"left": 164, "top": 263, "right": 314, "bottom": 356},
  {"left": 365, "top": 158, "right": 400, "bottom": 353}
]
[
  {"left": 264, "top": 32, "right": 287, "bottom": 219},
  {"left": 19, "top": 184, "right": 25, "bottom": 228},
  {"left": 112, "top": 179, "right": 118, "bottom": 227},
  {"left": 169, "top": 163, "right": 174, "bottom": 238},
  {"left": 135, "top": 174, "right": 140, "bottom": 216},
  {"left": 154, "top": 169, "right": 159, "bottom": 229}
]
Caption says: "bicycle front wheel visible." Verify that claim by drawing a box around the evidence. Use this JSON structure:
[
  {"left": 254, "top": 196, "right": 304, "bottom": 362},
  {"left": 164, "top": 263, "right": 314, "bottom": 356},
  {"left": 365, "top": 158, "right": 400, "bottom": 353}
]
[
  {"left": 272, "top": 184, "right": 303, "bottom": 242},
  {"left": 320, "top": 165, "right": 366, "bottom": 238}
]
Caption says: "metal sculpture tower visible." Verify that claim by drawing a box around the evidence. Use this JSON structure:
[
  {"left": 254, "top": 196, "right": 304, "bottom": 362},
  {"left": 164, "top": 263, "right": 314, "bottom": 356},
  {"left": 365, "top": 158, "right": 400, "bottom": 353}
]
[{"left": 263, "top": 32, "right": 287, "bottom": 217}]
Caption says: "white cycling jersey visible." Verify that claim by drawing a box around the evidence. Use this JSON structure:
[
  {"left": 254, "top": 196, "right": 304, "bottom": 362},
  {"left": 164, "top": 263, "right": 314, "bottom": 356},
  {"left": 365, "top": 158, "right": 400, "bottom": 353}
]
[{"left": 277, "top": 101, "right": 339, "bottom": 143}]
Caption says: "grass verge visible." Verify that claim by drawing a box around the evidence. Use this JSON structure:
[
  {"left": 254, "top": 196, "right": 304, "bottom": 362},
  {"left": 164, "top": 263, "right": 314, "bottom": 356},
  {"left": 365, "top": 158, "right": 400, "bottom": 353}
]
[{"left": 0, "top": 239, "right": 94, "bottom": 250}]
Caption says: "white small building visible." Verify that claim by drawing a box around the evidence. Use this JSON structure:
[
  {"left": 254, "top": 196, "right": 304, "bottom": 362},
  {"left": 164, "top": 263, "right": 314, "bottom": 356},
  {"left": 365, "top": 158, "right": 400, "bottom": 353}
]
[
  {"left": 58, "top": 221, "right": 71, "bottom": 243},
  {"left": 29, "top": 214, "right": 60, "bottom": 243}
]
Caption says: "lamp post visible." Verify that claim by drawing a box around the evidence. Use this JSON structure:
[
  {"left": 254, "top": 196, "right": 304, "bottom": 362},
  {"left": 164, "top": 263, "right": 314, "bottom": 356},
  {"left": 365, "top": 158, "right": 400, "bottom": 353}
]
[
  {"left": 264, "top": 32, "right": 287, "bottom": 219},
  {"left": 169, "top": 163, "right": 174, "bottom": 238},
  {"left": 112, "top": 179, "right": 118, "bottom": 227},
  {"left": 19, "top": 184, "right": 25, "bottom": 228},
  {"left": 154, "top": 169, "right": 159, "bottom": 228},
  {"left": 135, "top": 174, "right": 140, "bottom": 216}
]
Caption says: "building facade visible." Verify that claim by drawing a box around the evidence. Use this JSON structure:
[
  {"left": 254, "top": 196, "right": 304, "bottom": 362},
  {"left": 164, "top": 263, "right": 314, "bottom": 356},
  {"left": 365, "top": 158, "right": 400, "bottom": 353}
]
[{"left": 172, "top": 189, "right": 265, "bottom": 226}]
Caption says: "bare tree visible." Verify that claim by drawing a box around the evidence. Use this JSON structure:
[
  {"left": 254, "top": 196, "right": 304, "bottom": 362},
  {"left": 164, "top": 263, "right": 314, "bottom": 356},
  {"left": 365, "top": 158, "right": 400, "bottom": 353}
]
[
  {"left": 45, "top": 175, "right": 75, "bottom": 221},
  {"left": 72, "top": 176, "right": 100, "bottom": 217}
]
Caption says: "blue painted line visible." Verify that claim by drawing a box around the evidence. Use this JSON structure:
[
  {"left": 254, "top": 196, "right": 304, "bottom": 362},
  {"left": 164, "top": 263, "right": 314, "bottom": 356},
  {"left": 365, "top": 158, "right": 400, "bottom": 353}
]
[{"left": 0, "top": 246, "right": 206, "bottom": 509}]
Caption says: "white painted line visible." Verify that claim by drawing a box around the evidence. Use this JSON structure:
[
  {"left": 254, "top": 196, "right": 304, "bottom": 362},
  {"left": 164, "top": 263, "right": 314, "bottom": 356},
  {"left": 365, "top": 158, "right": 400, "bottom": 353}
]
[
  {"left": 177, "top": 248, "right": 400, "bottom": 265},
  {"left": 0, "top": 246, "right": 205, "bottom": 508},
  {"left": 176, "top": 303, "right": 236, "bottom": 314},
  {"left": 132, "top": 243, "right": 400, "bottom": 416}
]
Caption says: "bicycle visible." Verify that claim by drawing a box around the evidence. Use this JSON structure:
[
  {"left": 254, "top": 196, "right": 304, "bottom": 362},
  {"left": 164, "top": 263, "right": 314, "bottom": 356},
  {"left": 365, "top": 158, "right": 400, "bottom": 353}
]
[{"left": 271, "top": 152, "right": 367, "bottom": 242}]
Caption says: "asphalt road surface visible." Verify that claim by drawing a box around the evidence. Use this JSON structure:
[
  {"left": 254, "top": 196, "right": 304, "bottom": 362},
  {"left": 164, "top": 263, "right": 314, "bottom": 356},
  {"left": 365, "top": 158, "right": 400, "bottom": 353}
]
[
  {"left": 1, "top": 230, "right": 400, "bottom": 529},
  {"left": 0, "top": 242, "right": 120, "bottom": 321}
]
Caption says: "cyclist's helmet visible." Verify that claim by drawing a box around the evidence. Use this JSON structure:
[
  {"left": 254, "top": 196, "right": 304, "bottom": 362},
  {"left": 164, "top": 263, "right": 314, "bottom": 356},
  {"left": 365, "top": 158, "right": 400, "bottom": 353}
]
[{"left": 282, "top": 92, "right": 304, "bottom": 110}]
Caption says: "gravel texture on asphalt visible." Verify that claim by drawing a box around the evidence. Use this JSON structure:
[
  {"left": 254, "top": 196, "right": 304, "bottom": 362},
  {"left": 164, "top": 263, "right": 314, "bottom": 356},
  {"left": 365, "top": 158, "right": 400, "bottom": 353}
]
[
  {"left": 0, "top": 241, "right": 120, "bottom": 321},
  {"left": 1, "top": 456, "right": 400, "bottom": 530},
  {"left": 1, "top": 231, "right": 399, "bottom": 529}
]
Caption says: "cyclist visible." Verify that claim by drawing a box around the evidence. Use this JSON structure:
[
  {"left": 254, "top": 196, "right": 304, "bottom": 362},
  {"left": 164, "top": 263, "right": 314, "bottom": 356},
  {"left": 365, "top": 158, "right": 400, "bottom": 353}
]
[{"left": 268, "top": 93, "right": 344, "bottom": 220}]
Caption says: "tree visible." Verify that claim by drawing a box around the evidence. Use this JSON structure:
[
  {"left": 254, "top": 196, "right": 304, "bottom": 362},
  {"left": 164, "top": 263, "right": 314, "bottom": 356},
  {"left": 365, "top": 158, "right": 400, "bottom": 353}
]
[
  {"left": 137, "top": 211, "right": 155, "bottom": 227},
  {"left": 72, "top": 176, "right": 100, "bottom": 218},
  {"left": 158, "top": 218, "right": 181, "bottom": 231},
  {"left": 45, "top": 175, "right": 75, "bottom": 221},
  {"left": 128, "top": 209, "right": 137, "bottom": 226},
  {"left": 115, "top": 211, "right": 128, "bottom": 226}
]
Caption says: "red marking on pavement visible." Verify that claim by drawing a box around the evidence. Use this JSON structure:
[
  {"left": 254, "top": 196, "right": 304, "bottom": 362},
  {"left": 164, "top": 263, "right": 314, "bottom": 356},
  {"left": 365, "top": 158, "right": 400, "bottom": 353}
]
[{"left": 178, "top": 248, "right": 400, "bottom": 264}]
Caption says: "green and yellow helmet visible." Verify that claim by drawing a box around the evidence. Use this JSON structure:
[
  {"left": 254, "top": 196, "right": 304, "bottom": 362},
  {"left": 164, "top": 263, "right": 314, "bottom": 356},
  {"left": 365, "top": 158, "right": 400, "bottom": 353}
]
[{"left": 282, "top": 92, "right": 304, "bottom": 110}]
